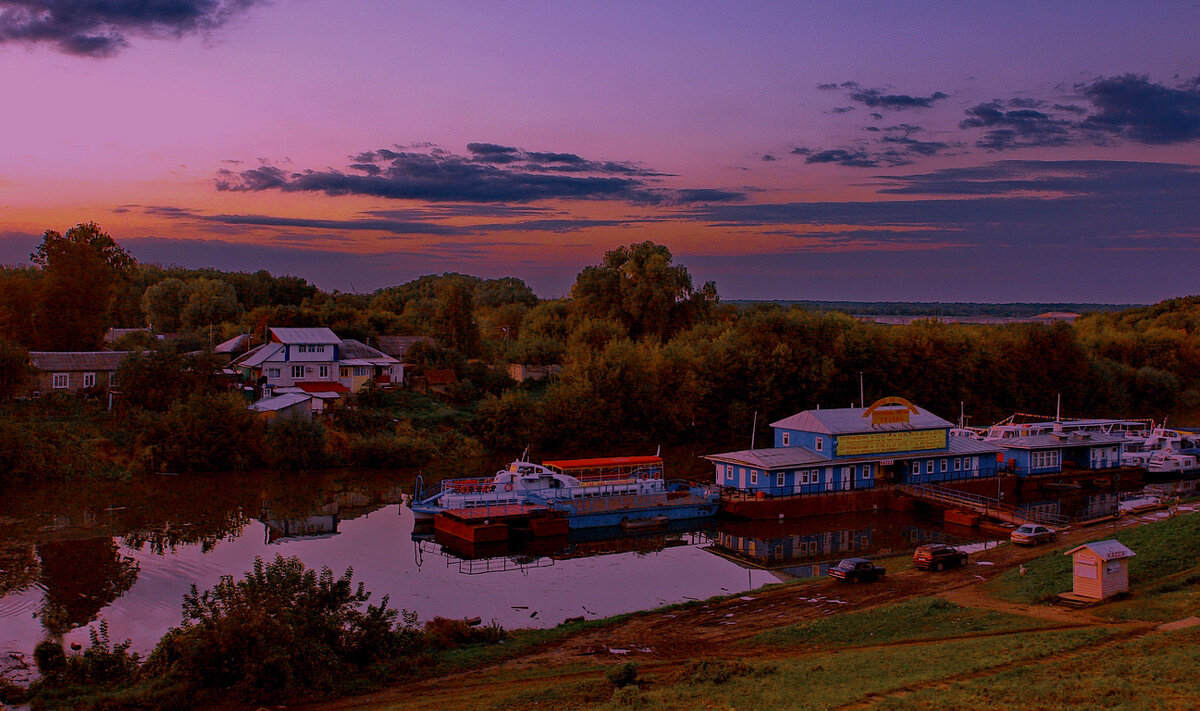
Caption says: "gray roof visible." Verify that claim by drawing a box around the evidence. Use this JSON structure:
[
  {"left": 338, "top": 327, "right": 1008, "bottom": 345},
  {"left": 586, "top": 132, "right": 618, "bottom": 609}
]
[
  {"left": 215, "top": 334, "right": 252, "bottom": 353},
  {"left": 375, "top": 336, "right": 431, "bottom": 360},
  {"left": 947, "top": 436, "right": 1005, "bottom": 455},
  {"left": 991, "top": 432, "right": 1126, "bottom": 450},
  {"left": 232, "top": 342, "right": 284, "bottom": 368},
  {"left": 340, "top": 339, "right": 398, "bottom": 363},
  {"left": 29, "top": 351, "right": 130, "bottom": 372},
  {"left": 270, "top": 327, "right": 340, "bottom": 344},
  {"left": 705, "top": 447, "right": 830, "bottom": 470},
  {"left": 249, "top": 392, "right": 312, "bottom": 412},
  {"left": 771, "top": 404, "right": 953, "bottom": 435},
  {"left": 1065, "top": 540, "right": 1135, "bottom": 560}
]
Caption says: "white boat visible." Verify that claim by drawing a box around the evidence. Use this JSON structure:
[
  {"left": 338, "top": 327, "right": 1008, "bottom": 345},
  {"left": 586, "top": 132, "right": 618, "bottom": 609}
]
[
  {"left": 1121, "top": 427, "right": 1200, "bottom": 471},
  {"left": 411, "top": 456, "right": 668, "bottom": 520}
]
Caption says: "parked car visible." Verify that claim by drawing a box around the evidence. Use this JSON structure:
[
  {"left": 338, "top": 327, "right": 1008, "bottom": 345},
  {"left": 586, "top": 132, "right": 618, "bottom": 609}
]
[
  {"left": 1010, "top": 524, "right": 1058, "bottom": 546},
  {"left": 913, "top": 544, "right": 969, "bottom": 571},
  {"left": 829, "top": 557, "right": 886, "bottom": 583}
]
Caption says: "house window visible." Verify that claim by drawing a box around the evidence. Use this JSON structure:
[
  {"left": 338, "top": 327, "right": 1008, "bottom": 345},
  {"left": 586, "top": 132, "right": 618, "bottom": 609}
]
[
  {"left": 861, "top": 464, "right": 871, "bottom": 479},
  {"left": 940, "top": 459, "right": 948, "bottom": 472},
  {"left": 727, "top": 467, "right": 734, "bottom": 481},
  {"left": 912, "top": 461, "right": 922, "bottom": 475},
  {"left": 800, "top": 471, "right": 809, "bottom": 484},
  {"left": 815, "top": 438, "right": 823, "bottom": 452},
  {"left": 108, "top": 373, "right": 119, "bottom": 387},
  {"left": 750, "top": 471, "right": 758, "bottom": 485},
  {"left": 267, "top": 368, "right": 280, "bottom": 379},
  {"left": 52, "top": 373, "right": 69, "bottom": 389},
  {"left": 953, "top": 458, "right": 961, "bottom": 471},
  {"left": 318, "top": 365, "right": 329, "bottom": 378},
  {"left": 340, "top": 367, "right": 350, "bottom": 377},
  {"left": 82, "top": 372, "right": 96, "bottom": 388},
  {"left": 782, "top": 432, "right": 790, "bottom": 446},
  {"left": 291, "top": 365, "right": 306, "bottom": 379},
  {"left": 316, "top": 345, "right": 326, "bottom": 353},
  {"left": 774, "top": 473, "right": 784, "bottom": 486},
  {"left": 297, "top": 345, "right": 307, "bottom": 353},
  {"left": 926, "top": 461, "right": 934, "bottom": 474}
]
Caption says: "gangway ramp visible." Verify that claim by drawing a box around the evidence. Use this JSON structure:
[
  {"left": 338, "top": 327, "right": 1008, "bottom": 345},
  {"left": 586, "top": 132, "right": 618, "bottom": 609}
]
[{"left": 897, "top": 483, "right": 1070, "bottom": 528}]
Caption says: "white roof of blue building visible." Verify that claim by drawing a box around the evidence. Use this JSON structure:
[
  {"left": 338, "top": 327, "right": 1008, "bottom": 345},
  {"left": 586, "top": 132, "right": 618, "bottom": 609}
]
[
  {"left": 270, "top": 327, "right": 340, "bottom": 344},
  {"left": 771, "top": 404, "right": 954, "bottom": 435},
  {"left": 1064, "top": 540, "right": 1135, "bottom": 560},
  {"left": 991, "top": 432, "right": 1127, "bottom": 450}
]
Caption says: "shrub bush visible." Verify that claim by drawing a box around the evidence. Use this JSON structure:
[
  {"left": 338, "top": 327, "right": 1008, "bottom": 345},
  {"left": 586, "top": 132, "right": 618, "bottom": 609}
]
[
  {"left": 606, "top": 661, "right": 639, "bottom": 688},
  {"left": 144, "top": 555, "right": 401, "bottom": 703},
  {"left": 264, "top": 417, "right": 327, "bottom": 469}
]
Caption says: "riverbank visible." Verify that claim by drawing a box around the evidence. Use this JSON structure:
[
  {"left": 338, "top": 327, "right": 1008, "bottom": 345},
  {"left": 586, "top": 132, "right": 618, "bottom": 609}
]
[{"left": 303, "top": 503, "right": 1200, "bottom": 711}]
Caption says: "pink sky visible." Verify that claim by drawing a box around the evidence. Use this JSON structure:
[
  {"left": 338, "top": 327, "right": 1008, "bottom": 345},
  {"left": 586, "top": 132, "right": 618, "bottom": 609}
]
[{"left": 2, "top": 1, "right": 1200, "bottom": 301}]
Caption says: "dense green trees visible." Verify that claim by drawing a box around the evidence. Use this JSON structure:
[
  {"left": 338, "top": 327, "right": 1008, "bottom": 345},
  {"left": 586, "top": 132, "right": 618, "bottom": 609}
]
[{"left": 3, "top": 224, "right": 1200, "bottom": 477}]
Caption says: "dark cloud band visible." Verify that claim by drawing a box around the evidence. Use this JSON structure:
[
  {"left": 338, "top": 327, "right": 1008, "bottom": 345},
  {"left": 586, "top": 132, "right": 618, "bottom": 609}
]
[{"left": 0, "top": 0, "right": 267, "bottom": 57}]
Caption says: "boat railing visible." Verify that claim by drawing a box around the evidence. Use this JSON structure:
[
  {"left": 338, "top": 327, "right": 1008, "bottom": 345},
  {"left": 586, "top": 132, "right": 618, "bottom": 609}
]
[{"left": 434, "top": 476, "right": 502, "bottom": 496}]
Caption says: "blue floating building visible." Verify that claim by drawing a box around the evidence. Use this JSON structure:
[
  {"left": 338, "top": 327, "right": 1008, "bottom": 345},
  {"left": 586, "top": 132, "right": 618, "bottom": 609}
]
[{"left": 707, "top": 397, "right": 1005, "bottom": 517}]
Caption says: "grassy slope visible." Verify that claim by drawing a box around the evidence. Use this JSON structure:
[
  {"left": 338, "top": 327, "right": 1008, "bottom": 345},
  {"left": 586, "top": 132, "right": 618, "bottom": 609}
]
[{"left": 986, "top": 512, "right": 1200, "bottom": 605}]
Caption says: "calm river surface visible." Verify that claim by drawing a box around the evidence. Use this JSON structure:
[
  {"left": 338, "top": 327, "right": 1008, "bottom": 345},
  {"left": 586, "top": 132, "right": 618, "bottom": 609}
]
[{"left": 0, "top": 463, "right": 977, "bottom": 659}]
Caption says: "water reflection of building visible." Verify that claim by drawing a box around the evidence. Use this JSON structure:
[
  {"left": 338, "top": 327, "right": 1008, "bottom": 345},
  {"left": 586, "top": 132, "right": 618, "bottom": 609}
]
[
  {"left": 259, "top": 486, "right": 407, "bottom": 544},
  {"left": 705, "top": 513, "right": 963, "bottom": 575}
]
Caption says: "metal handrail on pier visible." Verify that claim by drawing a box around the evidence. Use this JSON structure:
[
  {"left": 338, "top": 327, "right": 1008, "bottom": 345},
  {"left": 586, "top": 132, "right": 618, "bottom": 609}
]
[{"left": 898, "top": 483, "right": 1070, "bottom": 528}]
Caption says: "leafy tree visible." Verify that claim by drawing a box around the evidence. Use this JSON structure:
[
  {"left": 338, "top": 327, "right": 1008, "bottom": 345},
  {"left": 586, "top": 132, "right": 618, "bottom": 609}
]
[
  {"left": 116, "top": 349, "right": 225, "bottom": 412},
  {"left": 475, "top": 276, "right": 538, "bottom": 307},
  {"left": 572, "top": 241, "right": 715, "bottom": 340},
  {"left": 180, "top": 277, "right": 242, "bottom": 332},
  {"left": 150, "top": 392, "right": 263, "bottom": 472},
  {"left": 141, "top": 277, "right": 191, "bottom": 331},
  {"left": 144, "top": 555, "right": 403, "bottom": 703},
  {"left": 31, "top": 222, "right": 134, "bottom": 350},
  {"left": 264, "top": 418, "right": 327, "bottom": 470},
  {"left": 0, "top": 338, "right": 30, "bottom": 397},
  {"left": 432, "top": 275, "right": 480, "bottom": 355},
  {"left": 0, "top": 266, "right": 40, "bottom": 346}
]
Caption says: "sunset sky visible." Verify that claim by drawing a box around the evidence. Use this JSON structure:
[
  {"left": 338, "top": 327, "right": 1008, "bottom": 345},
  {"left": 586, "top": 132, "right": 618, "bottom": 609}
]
[{"left": 2, "top": 1, "right": 1199, "bottom": 302}]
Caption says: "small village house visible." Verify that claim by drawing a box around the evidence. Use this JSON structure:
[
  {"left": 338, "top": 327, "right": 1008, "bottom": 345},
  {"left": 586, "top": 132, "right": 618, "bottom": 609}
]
[
  {"left": 25, "top": 351, "right": 131, "bottom": 397},
  {"left": 1063, "top": 540, "right": 1136, "bottom": 601},
  {"left": 232, "top": 327, "right": 400, "bottom": 400}
]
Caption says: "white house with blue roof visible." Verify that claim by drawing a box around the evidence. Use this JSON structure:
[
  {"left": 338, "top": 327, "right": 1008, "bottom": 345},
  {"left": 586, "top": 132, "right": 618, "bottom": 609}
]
[{"left": 705, "top": 397, "right": 1005, "bottom": 497}]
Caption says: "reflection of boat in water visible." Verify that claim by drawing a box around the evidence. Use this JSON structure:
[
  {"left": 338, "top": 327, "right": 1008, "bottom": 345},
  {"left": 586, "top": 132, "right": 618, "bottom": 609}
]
[
  {"left": 413, "top": 519, "right": 711, "bottom": 575},
  {"left": 620, "top": 515, "right": 668, "bottom": 531},
  {"left": 411, "top": 455, "right": 718, "bottom": 535}
]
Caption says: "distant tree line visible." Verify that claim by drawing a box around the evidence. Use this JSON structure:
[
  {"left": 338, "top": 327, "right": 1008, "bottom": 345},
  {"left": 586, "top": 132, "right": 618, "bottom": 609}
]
[{"left": 1, "top": 225, "right": 1198, "bottom": 482}]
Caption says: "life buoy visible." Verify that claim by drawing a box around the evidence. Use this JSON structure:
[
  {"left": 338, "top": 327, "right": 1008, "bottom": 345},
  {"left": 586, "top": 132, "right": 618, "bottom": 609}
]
[{"left": 504, "top": 483, "right": 514, "bottom": 492}]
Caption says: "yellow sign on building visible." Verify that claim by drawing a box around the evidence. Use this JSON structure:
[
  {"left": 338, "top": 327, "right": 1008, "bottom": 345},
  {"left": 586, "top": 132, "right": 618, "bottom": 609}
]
[{"left": 836, "top": 429, "right": 947, "bottom": 456}]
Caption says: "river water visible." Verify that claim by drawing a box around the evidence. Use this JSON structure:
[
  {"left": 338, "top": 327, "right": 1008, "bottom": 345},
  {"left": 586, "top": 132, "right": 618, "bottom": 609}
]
[{"left": 0, "top": 464, "right": 978, "bottom": 661}]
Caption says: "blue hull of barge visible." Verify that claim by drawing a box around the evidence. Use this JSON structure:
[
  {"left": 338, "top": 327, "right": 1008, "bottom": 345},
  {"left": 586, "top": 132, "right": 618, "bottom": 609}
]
[
  {"left": 561, "top": 503, "right": 718, "bottom": 529},
  {"left": 547, "top": 485, "right": 719, "bottom": 529}
]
